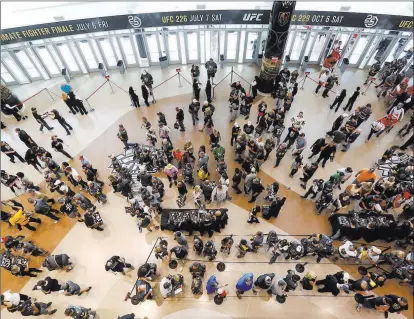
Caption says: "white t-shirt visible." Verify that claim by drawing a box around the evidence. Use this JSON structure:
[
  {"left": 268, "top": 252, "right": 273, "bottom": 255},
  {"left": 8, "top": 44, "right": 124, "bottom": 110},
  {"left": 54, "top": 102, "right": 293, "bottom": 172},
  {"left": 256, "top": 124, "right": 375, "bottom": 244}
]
[
  {"left": 339, "top": 241, "right": 357, "bottom": 258},
  {"left": 367, "top": 246, "right": 381, "bottom": 263},
  {"left": 160, "top": 277, "right": 172, "bottom": 298},
  {"left": 319, "top": 74, "right": 329, "bottom": 82},
  {"left": 2, "top": 290, "right": 21, "bottom": 305},
  {"left": 212, "top": 185, "right": 228, "bottom": 202},
  {"left": 390, "top": 107, "right": 404, "bottom": 121}
]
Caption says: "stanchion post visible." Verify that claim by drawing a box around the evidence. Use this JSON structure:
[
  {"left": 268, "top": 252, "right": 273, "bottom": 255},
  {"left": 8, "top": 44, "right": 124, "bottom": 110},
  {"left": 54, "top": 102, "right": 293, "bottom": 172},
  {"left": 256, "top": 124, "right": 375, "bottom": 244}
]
[
  {"left": 177, "top": 71, "right": 183, "bottom": 88},
  {"left": 230, "top": 67, "right": 234, "bottom": 84},
  {"left": 300, "top": 74, "right": 308, "bottom": 90},
  {"left": 44, "top": 88, "right": 55, "bottom": 102},
  {"left": 107, "top": 79, "right": 115, "bottom": 94},
  {"left": 85, "top": 99, "right": 95, "bottom": 112},
  {"left": 362, "top": 79, "right": 374, "bottom": 96}
]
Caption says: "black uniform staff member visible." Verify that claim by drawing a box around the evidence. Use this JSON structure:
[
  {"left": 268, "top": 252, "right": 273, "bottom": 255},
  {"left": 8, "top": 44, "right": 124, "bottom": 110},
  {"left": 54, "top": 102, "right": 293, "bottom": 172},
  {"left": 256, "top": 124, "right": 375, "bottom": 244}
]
[
  {"left": 168, "top": 245, "right": 188, "bottom": 261},
  {"left": 33, "top": 276, "right": 63, "bottom": 294},
  {"left": 51, "top": 135, "right": 72, "bottom": 159},
  {"left": 105, "top": 256, "right": 135, "bottom": 275},
  {"left": 1, "top": 141, "right": 25, "bottom": 163},
  {"left": 252, "top": 273, "right": 275, "bottom": 294},
  {"left": 15, "top": 128, "right": 37, "bottom": 148},
  {"left": 317, "top": 142, "right": 336, "bottom": 168},
  {"left": 141, "top": 70, "right": 154, "bottom": 102},
  {"left": 175, "top": 107, "right": 185, "bottom": 131},
  {"left": 24, "top": 148, "right": 42, "bottom": 172},
  {"left": 49, "top": 109, "right": 73, "bottom": 135},
  {"left": 31, "top": 107, "right": 53, "bottom": 131}
]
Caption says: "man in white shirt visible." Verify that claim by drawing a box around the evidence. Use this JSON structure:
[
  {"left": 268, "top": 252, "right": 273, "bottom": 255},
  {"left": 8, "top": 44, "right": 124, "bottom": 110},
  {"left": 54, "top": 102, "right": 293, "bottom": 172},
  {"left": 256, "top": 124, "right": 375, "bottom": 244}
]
[
  {"left": 268, "top": 276, "right": 287, "bottom": 299},
  {"left": 389, "top": 104, "right": 405, "bottom": 122},
  {"left": 1, "top": 290, "right": 30, "bottom": 309},
  {"left": 158, "top": 123, "right": 171, "bottom": 142},
  {"left": 367, "top": 246, "right": 382, "bottom": 264},
  {"left": 159, "top": 277, "right": 173, "bottom": 299},
  {"left": 315, "top": 71, "right": 330, "bottom": 95},
  {"left": 339, "top": 241, "right": 357, "bottom": 259}
]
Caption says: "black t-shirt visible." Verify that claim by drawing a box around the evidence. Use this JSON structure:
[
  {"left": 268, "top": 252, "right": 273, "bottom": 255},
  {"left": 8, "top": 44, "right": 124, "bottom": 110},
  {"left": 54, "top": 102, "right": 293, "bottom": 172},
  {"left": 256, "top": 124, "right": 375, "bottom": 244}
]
[
  {"left": 170, "top": 246, "right": 188, "bottom": 259},
  {"left": 51, "top": 139, "right": 64, "bottom": 151},
  {"left": 1, "top": 144, "right": 13, "bottom": 153},
  {"left": 254, "top": 273, "right": 275, "bottom": 289},
  {"left": 367, "top": 296, "right": 388, "bottom": 309},
  {"left": 385, "top": 295, "right": 408, "bottom": 313},
  {"left": 60, "top": 199, "right": 77, "bottom": 215},
  {"left": 44, "top": 276, "right": 62, "bottom": 292},
  {"left": 244, "top": 124, "right": 254, "bottom": 134},
  {"left": 351, "top": 91, "right": 360, "bottom": 100},
  {"left": 302, "top": 277, "right": 315, "bottom": 290}
]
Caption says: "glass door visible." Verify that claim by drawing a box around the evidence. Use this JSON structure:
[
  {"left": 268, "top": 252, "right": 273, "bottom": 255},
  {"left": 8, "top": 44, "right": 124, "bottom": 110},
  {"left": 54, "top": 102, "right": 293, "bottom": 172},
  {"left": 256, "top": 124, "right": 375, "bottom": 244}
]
[
  {"left": 12, "top": 49, "right": 42, "bottom": 81},
  {"left": 54, "top": 42, "right": 82, "bottom": 75},
  {"left": 144, "top": 33, "right": 161, "bottom": 65},
  {"left": 117, "top": 35, "right": 139, "bottom": 67},
  {"left": 289, "top": 31, "right": 310, "bottom": 63},
  {"left": 165, "top": 32, "right": 181, "bottom": 64},
  {"left": 185, "top": 31, "right": 200, "bottom": 63},
  {"left": 75, "top": 39, "right": 99, "bottom": 72},
  {"left": 309, "top": 32, "right": 330, "bottom": 64},
  {"left": 244, "top": 31, "right": 260, "bottom": 62},
  {"left": 97, "top": 37, "right": 118, "bottom": 69},
  {"left": 359, "top": 35, "right": 381, "bottom": 68},
  {"left": 224, "top": 31, "right": 239, "bottom": 62},
  {"left": 33, "top": 45, "right": 61, "bottom": 77},
  {"left": 1, "top": 62, "right": 18, "bottom": 85},
  {"left": 205, "top": 30, "right": 219, "bottom": 62},
  {"left": 347, "top": 34, "right": 372, "bottom": 67},
  {"left": 1, "top": 52, "right": 30, "bottom": 84}
]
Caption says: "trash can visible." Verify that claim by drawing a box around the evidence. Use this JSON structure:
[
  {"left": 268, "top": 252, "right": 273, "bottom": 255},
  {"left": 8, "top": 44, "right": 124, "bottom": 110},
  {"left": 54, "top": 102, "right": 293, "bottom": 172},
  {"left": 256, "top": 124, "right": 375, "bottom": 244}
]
[
  {"left": 61, "top": 68, "right": 71, "bottom": 82},
  {"left": 159, "top": 56, "right": 168, "bottom": 69},
  {"left": 256, "top": 54, "right": 263, "bottom": 68},
  {"left": 301, "top": 56, "right": 309, "bottom": 72},
  {"left": 220, "top": 54, "right": 225, "bottom": 69},
  {"left": 340, "top": 58, "right": 349, "bottom": 73},
  {"left": 283, "top": 55, "right": 290, "bottom": 68},
  {"left": 98, "top": 63, "right": 107, "bottom": 77},
  {"left": 117, "top": 60, "right": 125, "bottom": 74}
]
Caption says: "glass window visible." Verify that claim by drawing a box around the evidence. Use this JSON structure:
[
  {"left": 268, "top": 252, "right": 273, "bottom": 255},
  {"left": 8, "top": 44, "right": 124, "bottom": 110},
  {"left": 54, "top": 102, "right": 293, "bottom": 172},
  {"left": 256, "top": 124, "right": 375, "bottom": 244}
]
[
  {"left": 145, "top": 34, "right": 160, "bottom": 63},
  {"left": 187, "top": 32, "right": 198, "bottom": 61},
  {"left": 93, "top": 31, "right": 109, "bottom": 36},
  {"left": 226, "top": 31, "right": 238, "bottom": 60},
  {"left": 98, "top": 38, "right": 117, "bottom": 67},
  {"left": 219, "top": 31, "right": 225, "bottom": 57},
  {"left": 349, "top": 35, "right": 370, "bottom": 64},
  {"left": 157, "top": 33, "right": 166, "bottom": 57},
  {"left": 119, "top": 36, "right": 137, "bottom": 65},
  {"left": 167, "top": 33, "right": 179, "bottom": 62},
  {"left": 1, "top": 62, "right": 15, "bottom": 83},
  {"left": 26, "top": 47, "right": 49, "bottom": 79},
  {"left": 111, "top": 37, "right": 123, "bottom": 62},
  {"left": 238, "top": 31, "right": 245, "bottom": 63},
  {"left": 51, "top": 36, "right": 68, "bottom": 42},
  {"left": 245, "top": 32, "right": 259, "bottom": 60},
  {"left": 48, "top": 45, "right": 64, "bottom": 70},
  {"left": 178, "top": 31, "right": 187, "bottom": 64},
  {"left": 385, "top": 40, "right": 400, "bottom": 62},
  {"left": 304, "top": 32, "right": 316, "bottom": 58},
  {"left": 56, "top": 43, "right": 80, "bottom": 73},
  {"left": 1, "top": 51, "right": 29, "bottom": 83},
  {"left": 13, "top": 49, "right": 40, "bottom": 78},
  {"left": 290, "top": 32, "right": 308, "bottom": 60},
  {"left": 398, "top": 38, "right": 413, "bottom": 59},
  {"left": 206, "top": 30, "right": 219, "bottom": 61},
  {"left": 310, "top": 33, "right": 328, "bottom": 62},
  {"left": 34, "top": 46, "right": 60, "bottom": 75},
  {"left": 259, "top": 31, "right": 268, "bottom": 55},
  {"left": 200, "top": 31, "right": 206, "bottom": 63},
  {"left": 78, "top": 40, "right": 98, "bottom": 69},
  {"left": 89, "top": 39, "right": 104, "bottom": 66}
]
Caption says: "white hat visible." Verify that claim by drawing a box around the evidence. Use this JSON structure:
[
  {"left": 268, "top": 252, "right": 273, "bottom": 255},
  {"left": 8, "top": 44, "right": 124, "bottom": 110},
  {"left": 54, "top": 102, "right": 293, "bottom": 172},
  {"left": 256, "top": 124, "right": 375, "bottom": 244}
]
[
  {"left": 371, "top": 247, "right": 381, "bottom": 255},
  {"left": 251, "top": 168, "right": 256, "bottom": 173},
  {"left": 343, "top": 272, "right": 350, "bottom": 282},
  {"left": 193, "top": 99, "right": 198, "bottom": 103},
  {"left": 234, "top": 122, "right": 239, "bottom": 127},
  {"left": 247, "top": 121, "right": 252, "bottom": 125}
]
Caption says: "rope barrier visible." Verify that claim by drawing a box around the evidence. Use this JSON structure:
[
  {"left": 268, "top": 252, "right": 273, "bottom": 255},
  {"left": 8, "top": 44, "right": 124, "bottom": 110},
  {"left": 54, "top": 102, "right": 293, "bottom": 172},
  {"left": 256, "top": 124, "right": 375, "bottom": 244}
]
[
  {"left": 213, "top": 71, "right": 232, "bottom": 89},
  {"left": 9, "top": 88, "right": 47, "bottom": 108},
  {"left": 179, "top": 73, "right": 193, "bottom": 86},
  {"left": 153, "top": 73, "right": 178, "bottom": 90},
  {"left": 154, "top": 295, "right": 354, "bottom": 301},
  {"left": 85, "top": 80, "right": 109, "bottom": 100},
  {"left": 232, "top": 70, "right": 251, "bottom": 87},
  {"left": 306, "top": 75, "right": 337, "bottom": 94},
  {"left": 108, "top": 80, "right": 129, "bottom": 94}
]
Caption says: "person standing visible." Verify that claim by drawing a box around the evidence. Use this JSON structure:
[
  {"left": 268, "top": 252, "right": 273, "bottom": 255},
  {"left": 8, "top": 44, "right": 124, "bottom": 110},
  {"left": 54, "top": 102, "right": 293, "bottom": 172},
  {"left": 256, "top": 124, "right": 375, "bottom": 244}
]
[
  {"left": 8, "top": 209, "right": 42, "bottom": 231},
  {"left": 308, "top": 137, "right": 327, "bottom": 159},
  {"left": 205, "top": 58, "right": 217, "bottom": 83},
  {"left": 15, "top": 128, "right": 37, "bottom": 148},
  {"left": 343, "top": 87, "right": 360, "bottom": 111},
  {"left": 49, "top": 109, "right": 73, "bottom": 135},
  {"left": 193, "top": 79, "right": 201, "bottom": 100},
  {"left": 236, "top": 273, "right": 254, "bottom": 299},
  {"left": 274, "top": 143, "right": 288, "bottom": 167},
  {"left": 28, "top": 198, "right": 60, "bottom": 223},
  {"left": 1, "top": 141, "right": 25, "bottom": 163},
  {"left": 251, "top": 76, "right": 259, "bottom": 99},
  {"left": 191, "top": 64, "right": 200, "bottom": 83},
  {"left": 129, "top": 86, "right": 140, "bottom": 107},
  {"left": 314, "top": 70, "right": 329, "bottom": 95},
  {"left": 316, "top": 142, "right": 337, "bottom": 168},
  {"left": 249, "top": 178, "right": 265, "bottom": 203},
  {"left": 31, "top": 107, "right": 53, "bottom": 131},
  {"left": 205, "top": 80, "right": 212, "bottom": 102},
  {"left": 175, "top": 107, "right": 185, "bottom": 132},
  {"left": 141, "top": 84, "right": 150, "bottom": 107},
  {"left": 62, "top": 92, "right": 79, "bottom": 114},
  {"left": 51, "top": 135, "right": 72, "bottom": 159},
  {"left": 300, "top": 162, "right": 319, "bottom": 189},
  {"left": 24, "top": 148, "right": 42, "bottom": 172},
  {"left": 164, "top": 163, "right": 178, "bottom": 187},
  {"left": 330, "top": 89, "right": 346, "bottom": 112},
  {"left": 188, "top": 99, "right": 200, "bottom": 126},
  {"left": 117, "top": 125, "right": 137, "bottom": 150}
]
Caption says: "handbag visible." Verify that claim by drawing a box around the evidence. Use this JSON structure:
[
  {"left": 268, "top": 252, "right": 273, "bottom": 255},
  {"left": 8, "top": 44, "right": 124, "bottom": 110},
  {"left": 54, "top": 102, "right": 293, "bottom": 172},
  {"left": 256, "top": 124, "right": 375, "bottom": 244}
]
[{"left": 174, "top": 122, "right": 179, "bottom": 129}]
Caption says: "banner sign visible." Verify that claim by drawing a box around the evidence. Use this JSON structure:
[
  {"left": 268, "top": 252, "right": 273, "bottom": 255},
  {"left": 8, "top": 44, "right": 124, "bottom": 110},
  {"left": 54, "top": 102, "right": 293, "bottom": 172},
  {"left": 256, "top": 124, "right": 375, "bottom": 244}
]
[{"left": 1, "top": 9, "right": 412, "bottom": 45}]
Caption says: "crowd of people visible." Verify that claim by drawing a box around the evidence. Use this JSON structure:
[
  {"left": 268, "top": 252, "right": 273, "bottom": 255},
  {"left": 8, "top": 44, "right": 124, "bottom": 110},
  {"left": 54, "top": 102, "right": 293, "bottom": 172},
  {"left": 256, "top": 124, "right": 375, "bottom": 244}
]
[{"left": 1, "top": 50, "right": 413, "bottom": 317}]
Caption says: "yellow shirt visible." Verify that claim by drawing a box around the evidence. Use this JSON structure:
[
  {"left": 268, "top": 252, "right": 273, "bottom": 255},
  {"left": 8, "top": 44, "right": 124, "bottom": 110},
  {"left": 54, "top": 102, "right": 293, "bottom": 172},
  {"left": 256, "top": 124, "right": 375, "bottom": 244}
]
[{"left": 9, "top": 210, "right": 29, "bottom": 226}]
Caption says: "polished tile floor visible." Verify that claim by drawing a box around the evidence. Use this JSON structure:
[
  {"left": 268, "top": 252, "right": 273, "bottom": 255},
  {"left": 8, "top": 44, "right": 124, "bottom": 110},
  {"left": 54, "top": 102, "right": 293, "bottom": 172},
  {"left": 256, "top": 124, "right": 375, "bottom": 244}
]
[{"left": 1, "top": 62, "right": 412, "bottom": 319}]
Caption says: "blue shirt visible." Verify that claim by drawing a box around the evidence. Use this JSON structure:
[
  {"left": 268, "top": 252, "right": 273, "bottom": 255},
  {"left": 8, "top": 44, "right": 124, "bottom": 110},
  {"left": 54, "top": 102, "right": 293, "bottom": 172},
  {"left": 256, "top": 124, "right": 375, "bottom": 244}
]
[
  {"left": 236, "top": 273, "right": 253, "bottom": 292},
  {"left": 206, "top": 275, "right": 218, "bottom": 294},
  {"left": 61, "top": 84, "right": 72, "bottom": 94}
]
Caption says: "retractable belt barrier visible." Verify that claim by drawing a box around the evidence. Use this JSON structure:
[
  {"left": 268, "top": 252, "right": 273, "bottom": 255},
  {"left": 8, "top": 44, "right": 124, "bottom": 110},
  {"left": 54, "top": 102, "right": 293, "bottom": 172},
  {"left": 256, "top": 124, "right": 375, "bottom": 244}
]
[{"left": 213, "top": 67, "right": 251, "bottom": 99}]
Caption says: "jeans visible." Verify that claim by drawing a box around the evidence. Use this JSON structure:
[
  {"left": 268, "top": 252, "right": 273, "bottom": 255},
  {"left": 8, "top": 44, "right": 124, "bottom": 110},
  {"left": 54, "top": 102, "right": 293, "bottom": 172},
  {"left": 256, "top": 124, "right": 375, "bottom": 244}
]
[
  {"left": 42, "top": 211, "right": 60, "bottom": 221},
  {"left": 57, "top": 118, "right": 73, "bottom": 135},
  {"left": 57, "top": 148, "right": 72, "bottom": 159},
  {"left": 178, "top": 120, "right": 185, "bottom": 131},
  {"left": 6, "top": 152, "right": 25, "bottom": 163},
  {"left": 122, "top": 140, "right": 136, "bottom": 149},
  {"left": 366, "top": 128, "right": 383, "bottom": 141},
  {"left": 37, "top": 119, "right": 53, "bottom": 131}
]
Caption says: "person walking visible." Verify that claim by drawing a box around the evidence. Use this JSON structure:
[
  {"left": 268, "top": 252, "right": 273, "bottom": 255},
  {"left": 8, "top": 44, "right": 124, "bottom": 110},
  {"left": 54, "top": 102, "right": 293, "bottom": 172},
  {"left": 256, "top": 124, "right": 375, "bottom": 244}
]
[
  {"left": 32, "top": 107, "right": 53, "bottom": 131},
  {"left": 249, "top": 178, "right": 265, "bottom": 203},
  {"left": 175, "top": 107, "right": 185, "bottom": 132},
  {"left": 117, "top": 125, "right": 137, "bottom": 150},
  {"left": 314, "top": 70, "right": 329, "bottom": 95},
  {"left": 1, "top": 141, "right": 25, "bottom": 163},
  {"left": 28, "top": 198, "right": 60, "bottom": 223},
  {"left": 251, "top": 76, "right": 259, "bottom": 99},
  {"left": 188, "top": 99, "right": 200, "bottom": 125},
  {"left": 300, "top": 162, "right": 319, "bottom": 189},
  {"left": 274, "top": 143, "right": 288, "bottom": 167},
  {"left": 51, "top": 135, "right": 72, "bottom": 159},
  {"left": 129, "top": 86, "right": 140, "bottom": 107},
  {"left": 49, "top": 109, "right": 73, "bottom": 135},
  {"left": 193, "top": 79, "right": 201, "bottom": 100},
  {"left": 164, "top": 163, "right": 178, "bottom": 187},
  {"left": 330, "top": 89, "right": 346, "bottom": 112},
  {"left": 8, "top": 209, "right": 42, "bottom": 231},
  {"left": 316, "top": 142, "right": 337, "bottom": 168},
  {"left": 15, "top": 128, "right": 37, "bottom": 148},
  {"left": 141, "top": 84, "right": 150, "bottom": 107},
  {"left": 24, "top": 148, "right": 42, "bottom": 172},
  {"left": 343, "top": 87, "right": 360, "bottom": 111}
]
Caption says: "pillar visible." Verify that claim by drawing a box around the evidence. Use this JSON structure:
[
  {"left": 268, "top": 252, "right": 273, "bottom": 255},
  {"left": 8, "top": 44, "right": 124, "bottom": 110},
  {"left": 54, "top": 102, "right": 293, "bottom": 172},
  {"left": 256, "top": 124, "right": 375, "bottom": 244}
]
[{"left": 258, "top": 1, "right": 296, "bottom": 94}]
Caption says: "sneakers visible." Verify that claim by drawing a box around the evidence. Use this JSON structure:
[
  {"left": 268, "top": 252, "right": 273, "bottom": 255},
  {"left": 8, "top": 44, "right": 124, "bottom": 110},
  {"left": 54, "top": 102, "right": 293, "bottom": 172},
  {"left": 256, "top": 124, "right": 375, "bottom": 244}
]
[
  {"left": 356, "top": 304, "right": 362, "bottom": 312},
  {"left": 49, "top": 309, "right": 57, "bottom": 315}
]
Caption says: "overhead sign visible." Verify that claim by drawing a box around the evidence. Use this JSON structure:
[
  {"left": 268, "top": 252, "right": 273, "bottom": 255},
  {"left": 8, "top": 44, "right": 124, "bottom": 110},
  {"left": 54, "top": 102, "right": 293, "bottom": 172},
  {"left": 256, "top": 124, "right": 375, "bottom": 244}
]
[{"left": 0, "top": 9, "right": 412, "bottom": 45}]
